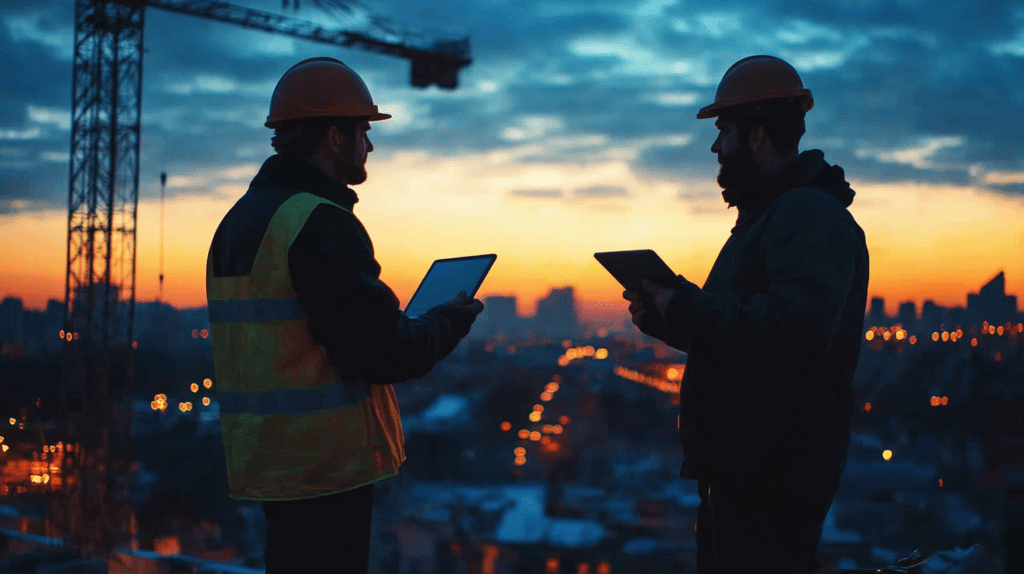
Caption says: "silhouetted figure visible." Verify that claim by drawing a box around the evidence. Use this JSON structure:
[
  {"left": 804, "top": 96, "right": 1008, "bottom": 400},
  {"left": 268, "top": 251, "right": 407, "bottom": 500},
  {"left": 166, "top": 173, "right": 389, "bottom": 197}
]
[
  {"left": 624, "top": 55, "right": 869, "bottom": 574},
  {"left": 206, "top": 58, "right": 483, "bottom": 574}
]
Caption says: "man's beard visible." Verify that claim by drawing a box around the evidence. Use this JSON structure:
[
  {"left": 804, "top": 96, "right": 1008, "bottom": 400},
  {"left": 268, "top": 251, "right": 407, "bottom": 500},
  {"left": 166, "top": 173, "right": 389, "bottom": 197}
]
[
  {"left": 335, "top": 146, "right": 367, "bottom": 185},
  {"left": 716, "top": 142, "right": 758, "bottom": 189}
]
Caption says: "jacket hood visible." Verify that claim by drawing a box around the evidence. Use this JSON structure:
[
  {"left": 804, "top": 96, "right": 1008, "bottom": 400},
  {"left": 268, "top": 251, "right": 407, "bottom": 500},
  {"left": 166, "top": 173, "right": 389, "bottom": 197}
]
[{"left": 722, "top": 149, "right": 855, "bottom": 212}]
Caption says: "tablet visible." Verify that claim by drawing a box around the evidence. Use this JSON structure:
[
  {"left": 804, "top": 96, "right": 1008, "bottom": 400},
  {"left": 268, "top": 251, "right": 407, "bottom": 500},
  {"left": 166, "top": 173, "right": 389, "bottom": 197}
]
[
  {"left": 404, "top": 254, "right": 497, "bottom": 318},
  {"left": 594, "top": 249, "right": 681, "bottom": 292}
]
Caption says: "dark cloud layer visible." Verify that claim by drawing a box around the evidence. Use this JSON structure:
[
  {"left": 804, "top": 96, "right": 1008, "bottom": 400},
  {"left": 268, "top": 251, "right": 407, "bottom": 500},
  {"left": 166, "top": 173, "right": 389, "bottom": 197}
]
[{"left": 5, "top": 0, "right": 1024, "bottom": 216}]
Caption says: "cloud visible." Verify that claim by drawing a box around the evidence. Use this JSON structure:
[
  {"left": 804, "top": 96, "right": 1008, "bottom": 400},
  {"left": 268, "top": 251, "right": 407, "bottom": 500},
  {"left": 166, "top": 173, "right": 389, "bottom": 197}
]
[
  {"left": 507, "top": 188, "right": 564, "bottom": 199},
  {"left": 574, "top": 185, "right": 629, "bottom": 198},
  {"left": 855, "top": 136, "right": 965, "bottom": 170},
  {"left": 6, "top": 0, "right": 1024, "bottom": 219},
  {"left": 500, "top": 115, "right": 565, "bottom": 142}
]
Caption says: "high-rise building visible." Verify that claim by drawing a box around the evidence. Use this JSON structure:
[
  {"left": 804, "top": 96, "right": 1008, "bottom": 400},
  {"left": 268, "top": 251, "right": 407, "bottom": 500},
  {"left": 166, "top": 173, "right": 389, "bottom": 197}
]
[
  {"left": 533, "top": 287, "right": 582, "bottom": 339},
  {"left": 920, "top": 300, "right": 946, "bottom": 334},
  {"left": 473, "top": 295, "right": 520, "bottom": 339},
  {"left": 967, "top": 271, "right": 1017, "bottom": 326},
  {"left": 897, "top": 301, "right": 917, "bottom": 332},
  {"left": 868, "top": 297, "right": 887, "bottom": 327},
  {"left": 0, "top": 297, "right": 25, "bottom": 350}
]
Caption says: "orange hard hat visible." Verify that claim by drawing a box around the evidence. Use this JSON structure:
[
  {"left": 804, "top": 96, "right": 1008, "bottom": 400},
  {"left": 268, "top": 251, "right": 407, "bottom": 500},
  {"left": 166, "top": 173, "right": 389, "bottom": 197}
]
[
  {"left": 696, "top": 55, "right": 813, "bottom": 120},
  {"left": 265, "top": 57, "right": 391, "bottom": 128}
]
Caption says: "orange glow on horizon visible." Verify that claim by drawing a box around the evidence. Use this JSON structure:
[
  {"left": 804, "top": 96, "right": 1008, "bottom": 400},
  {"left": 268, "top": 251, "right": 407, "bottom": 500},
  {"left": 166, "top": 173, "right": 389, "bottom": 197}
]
[{"left": 3, "top": 167, "right": 1024, "bottom": 323}]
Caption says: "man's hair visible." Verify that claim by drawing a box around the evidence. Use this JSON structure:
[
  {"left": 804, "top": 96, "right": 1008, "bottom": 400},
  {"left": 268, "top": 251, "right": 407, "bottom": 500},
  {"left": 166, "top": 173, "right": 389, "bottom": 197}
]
[
  {"left": 271, "top": 116, "right": 366, "bottom": 158},
  {"left": 719, "top": 97, "right": 806, "bottom": 154}
]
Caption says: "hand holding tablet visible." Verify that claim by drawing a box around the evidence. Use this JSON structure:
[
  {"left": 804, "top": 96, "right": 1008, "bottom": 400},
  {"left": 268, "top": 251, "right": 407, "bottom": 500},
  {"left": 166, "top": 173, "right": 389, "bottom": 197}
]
[
  {"left": 593, "top": 249, "right": 683, "bottom": 292},
  {"left": 405, "top": 254, "right": 496, "bottom": 318}
]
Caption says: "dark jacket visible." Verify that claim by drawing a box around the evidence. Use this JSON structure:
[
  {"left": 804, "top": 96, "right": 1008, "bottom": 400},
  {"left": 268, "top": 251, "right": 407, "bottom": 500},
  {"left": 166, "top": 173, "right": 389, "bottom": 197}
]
[
  {"left": 208, "top": 153, "right": 470, "bottom": 385},
  {"left": 659, "top": 149, "right": 870, "bottom": 486}
]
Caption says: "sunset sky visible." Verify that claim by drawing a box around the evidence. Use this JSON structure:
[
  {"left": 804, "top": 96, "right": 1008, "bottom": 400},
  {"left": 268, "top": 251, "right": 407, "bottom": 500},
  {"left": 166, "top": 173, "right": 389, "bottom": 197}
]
[{"left": 3, "top": 0, "right": 1024, "bottom": 325}]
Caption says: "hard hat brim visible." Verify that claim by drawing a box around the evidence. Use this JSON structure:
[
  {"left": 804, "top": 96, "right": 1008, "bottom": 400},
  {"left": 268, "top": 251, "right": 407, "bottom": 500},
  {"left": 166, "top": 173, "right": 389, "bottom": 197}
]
[
  {"left": 368, "top": 112, "right": 392, "bottom": 121},
  {"left": 696, "top": 90, "right": 813, "bottom": 120}
]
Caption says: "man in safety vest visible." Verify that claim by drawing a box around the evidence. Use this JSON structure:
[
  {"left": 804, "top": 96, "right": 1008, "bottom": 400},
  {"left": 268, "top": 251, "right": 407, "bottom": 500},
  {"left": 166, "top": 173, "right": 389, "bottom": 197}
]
[
  {"left": 624, "top": 55, "right": 870, "bottom": 574},
  {"left": 206, "top": 57, "right": 484, "bottom": 573}
]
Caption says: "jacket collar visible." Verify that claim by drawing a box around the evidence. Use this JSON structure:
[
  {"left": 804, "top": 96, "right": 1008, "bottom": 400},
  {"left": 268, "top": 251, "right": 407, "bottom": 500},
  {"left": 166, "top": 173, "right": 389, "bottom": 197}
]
[{"left": 250, "top": 153, "right": 359, "bottom": 210}]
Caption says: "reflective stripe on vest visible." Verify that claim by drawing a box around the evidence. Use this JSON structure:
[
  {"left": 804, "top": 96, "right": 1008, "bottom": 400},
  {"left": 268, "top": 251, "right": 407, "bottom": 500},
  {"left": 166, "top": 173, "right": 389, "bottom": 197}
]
[{"left": 206, "top": 190, "right": 406, "bottom": 501}]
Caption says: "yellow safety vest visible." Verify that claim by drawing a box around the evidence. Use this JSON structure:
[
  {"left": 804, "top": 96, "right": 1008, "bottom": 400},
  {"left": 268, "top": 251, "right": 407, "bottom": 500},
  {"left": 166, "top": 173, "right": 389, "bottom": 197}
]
[{"left": 206, "top": 191, "right": 406, "bottom": 501}]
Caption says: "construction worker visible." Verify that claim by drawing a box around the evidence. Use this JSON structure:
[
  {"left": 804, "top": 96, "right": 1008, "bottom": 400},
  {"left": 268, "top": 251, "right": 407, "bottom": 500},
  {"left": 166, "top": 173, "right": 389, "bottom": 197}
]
[
  {"left": 623, "top": 55, "right": 870, "bottom": 574},
  {"left": 205, "top": 57, "right": 484, "bottom": 573}
]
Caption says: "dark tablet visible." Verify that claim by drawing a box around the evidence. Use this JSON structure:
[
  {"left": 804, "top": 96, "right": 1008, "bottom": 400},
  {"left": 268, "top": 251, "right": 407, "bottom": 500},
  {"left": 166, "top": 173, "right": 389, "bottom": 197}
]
[
  {"left": 404, "top": 254, "right": 497, "bottom": 318},
  {"left": 594, "top": 249, "right": 681, "bottom": 292}
]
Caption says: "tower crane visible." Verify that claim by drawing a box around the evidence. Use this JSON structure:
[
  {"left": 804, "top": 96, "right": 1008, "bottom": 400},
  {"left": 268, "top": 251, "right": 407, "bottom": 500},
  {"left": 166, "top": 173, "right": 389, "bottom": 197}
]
[{"left": 57, "top": 0, "right": 471, "bottom": 560}]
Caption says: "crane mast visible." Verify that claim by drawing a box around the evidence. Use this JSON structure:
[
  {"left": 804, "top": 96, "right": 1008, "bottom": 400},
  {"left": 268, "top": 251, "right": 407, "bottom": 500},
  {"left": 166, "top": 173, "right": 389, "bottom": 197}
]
[{"left": 56, "top": 0, "right": 471, "bottom": 560}]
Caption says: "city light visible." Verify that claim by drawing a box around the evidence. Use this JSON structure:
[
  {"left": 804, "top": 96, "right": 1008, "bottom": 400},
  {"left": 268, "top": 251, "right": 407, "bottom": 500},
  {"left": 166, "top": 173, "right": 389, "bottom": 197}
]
[
  {"left": 971, "top": 338, "right": 978, "bottom": 347},
  {"left": 864, "top": 403, "right": 872, "bottom": 412},
  {"left": 938, "top": 478, "right": 944, "bottom": 487},
  {"left": 546, "top": 382, "right": 559, "bottom": 393},
  {"left": 865, "top": 331, "right": 875, "bottom": 341},
  {"left": 989, "top": 325, "right": 996, "bottom": 335},
  {"left": 597, "top": 562, "right": 611, "bottom": 574},
  {"left": 534, "top": 405, "right": 544, "bottom": 412},
  {"left": 995, "top": 351, "right": 1002, "bottom": 362},
  {"left": 529, "top": 411, "right": 542, "bottom": 423},
  {"left": 883, "top": 450, "right": 893, "bottom": 461},
  {"left": 190, "top": 383, "right": 199, "bottom": 393},
  {"left": 203, "top": 378, "right": 213, "bottom": 388},
  {"left": 200, "top": 329, "right": 209, "bottom": 339},
  {"left": 597, "top": 328, "right": 609, "bottom": 338},
  {"left": 941, "top": 396, "right": 948, "bottom": 405},
  {"left": 514, "top": 447, "right": 526, "bottom": 456},
  {"left": 547, "top": 558, "right": 560, "bottom": 574},
  {"left": 530, "top": 431, "right": 541, "bottom": 441},
  {"left": 882, "top": 331, "right": 891, "bottom": 341},
  {"left": 562, "top": 340, "right": 572, "bottom": 348},
  {"left": 595, "top": 348, "right": 609, "bottom": 360},
  {"left": 560, "top": 416, "right": 570, "bottom": 425},
  {"left": 553, "top": 425, "right": 563, "bottom": 434},
  {"left": 998, "top": 326, "right": 1005, "bottom": 336},
  {"left": 1018, "top": 323, "right": 1023, "bottom": 333},
  {"left": 541, "top": 392, "right": 553, "bottom": 402},
  {"left": 909, "top": 336, "right": 917, "bottom": 345},
  {"left": 501, "top": 421, "right": 512, "bottom": 432},
  {"left": 895, "top": 330, "right": 905, "bottom": 341},
  {"left": 518, "top": 429, "right": 529, "bottom": 439},
  {"left": 566, "top": 349, "right": 577, "bottom": 360},
  {"left": 191, "top": 329, "right": 198, "bottom": 338},
  {"left": 514, "top": 457, "right": 526, "bottom": 466},
  {"left": 8, "top": 419, "right": 14, "bottom": 425},
  {"left": 932, "top": 332, "right": 939, "bottom": 342},
  {"left": 667, "top": 368, "right": 679, "bottom": 379},
  {"left": 956, "top": 329, "right": 963, "bottom": 338},
  {"left": 931, "top": 396, "right": 939, "bottom": 407},
  {"left": 202, "top": 397, "right": 211, "bottom": 406}
]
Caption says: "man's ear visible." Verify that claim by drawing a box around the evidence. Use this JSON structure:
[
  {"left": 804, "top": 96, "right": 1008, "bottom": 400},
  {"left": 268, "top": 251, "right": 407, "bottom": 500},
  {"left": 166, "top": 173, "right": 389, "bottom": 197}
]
[
  {"left": 747, "top": 126, "right": 771, "bottom": 154},
  {"left": 326, "top": 125, "right": 345, "bottom": 153}
]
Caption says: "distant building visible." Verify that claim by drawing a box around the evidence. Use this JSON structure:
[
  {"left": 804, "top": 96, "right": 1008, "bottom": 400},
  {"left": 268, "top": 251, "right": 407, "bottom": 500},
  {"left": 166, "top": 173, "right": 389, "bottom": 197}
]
[
  {"left": 473, "top": 295, "right": 522, "bottom": 340},
  {"left": 533, "top": 287, "right": 583, "bottom": 339},
  {"left": 0, "top": 297, "right": 25, "bottom": 350},
  {"left": 967, "top": 271, "right": 1017, "bottom": 326},
  {"left": 920, "top": 300, "right": 946, "bottom": 334},
  {"left": 868, "top": 297, "right": 887, "bottom": 327},
  {"left": 897, "top": 301, "right": 916, "bottom": 332}
]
